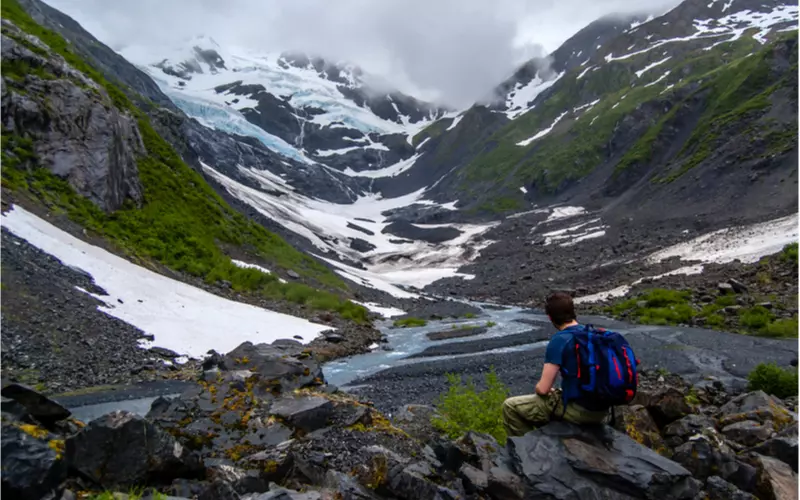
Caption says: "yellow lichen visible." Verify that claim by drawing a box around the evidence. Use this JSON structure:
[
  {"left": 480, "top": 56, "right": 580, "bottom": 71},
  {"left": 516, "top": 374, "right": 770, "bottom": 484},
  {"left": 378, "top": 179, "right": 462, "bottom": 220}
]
[
  {"left": 48, "top": 439, "right": 65, "bottom": 459},
  {"left": 18, "top": 423, "right": 48, "bottom": 440}
]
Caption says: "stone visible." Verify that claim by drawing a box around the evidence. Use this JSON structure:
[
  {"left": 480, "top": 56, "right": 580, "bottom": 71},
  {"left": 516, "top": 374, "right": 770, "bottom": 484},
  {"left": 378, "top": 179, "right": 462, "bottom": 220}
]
[
  {"left": 1, "top": 383, "right": 71, "bottom": 424},
  {"left": 66, "top": 410, "right": 201, "bottom": 488},
  {"left": 718, "top": 283, "right": 734, "bottom": 294},
  {"left": 673, "top": 437, "right": 757, "bottom": 492},
  {"left": 664, "top": 414, "right": 716, "bottom": 441},
  {"left": 223, "top": 341, "right": 322, "bottom": 391},
  {"left": 149, "top": 347, "right": 181, "bottom": 359},
  {"left": 1, "top": 422, "right": 67, "bottom": 500},
  {"left": 322, "top": 470, "right": 380, "bottom": 499},
  {"left": 728, "top": 278, "right": 748, "bottom": 294},
  {"left": 722, "top": 420, "right": 774, "bottom": 447},
  {"left": 391, "top": 404, "right": 441, "bottom": 442},
  {"left": 748, "top": 453, "right": 798, "bottom": 500},
  {"left": 323, "top": 333, "right": 345, "bottom": 343},
  {"left": 459, "top": 463, "right": 488, "bottom": 492},
  {"left": 206, "top": 464, "right": 268, "bottom": 496},
  {"left": 508, "top": 422, "right": 700, "bottom": 499},
  {"left": 615, "top": 404, "right": 668, "bottom": 453},
  {"left": 487, "top": 466, "right": 525, "bottom": 499},
  {"left": 724, "top": 305, "right": 742, "bottom": 314},
  {"left": 749, "top": 436, "right": 798, "bottom": 472},
  {"left": 718, "top": 391, "right": 794, "bottom": 428},
  {"left": 287, "top": 270, "right": 301, "bottom": 279},
  {"left": 243, "top": 422, "right": 293, "bottom": 447},
  {"left": 705, "top": 476, "right": 757, "bottom": 500},
  {"left": 644, "top": 387, "right": 692, "bottom": 427},
  {"left": 386, "top": 460, "right": 462, "bottom": 499},
  {"left": 270, "top": 396, "right": 334, "bottom": 433}
]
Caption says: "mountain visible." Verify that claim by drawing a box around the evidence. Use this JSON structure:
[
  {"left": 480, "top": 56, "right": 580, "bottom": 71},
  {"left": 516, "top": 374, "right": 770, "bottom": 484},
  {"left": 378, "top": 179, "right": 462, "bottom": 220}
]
[{"left": 3, "top": 0, "right": 798, "bottom": 310}]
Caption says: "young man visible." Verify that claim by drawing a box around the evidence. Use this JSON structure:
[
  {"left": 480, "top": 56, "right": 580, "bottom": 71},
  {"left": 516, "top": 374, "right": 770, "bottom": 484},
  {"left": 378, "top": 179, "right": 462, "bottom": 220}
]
[{"left": 502, "top": 292, "right": 609, "bottom": 437}]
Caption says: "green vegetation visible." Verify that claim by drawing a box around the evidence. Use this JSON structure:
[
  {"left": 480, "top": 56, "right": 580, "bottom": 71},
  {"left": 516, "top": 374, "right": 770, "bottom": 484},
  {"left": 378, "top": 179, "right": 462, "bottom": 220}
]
[
  {"left": 747, "top": 362, "right": 798, "bottom": 399},
  {"left": 87, "top": 490, "right": 167, "bottom": 500},
  {"left": 463, "top": 312, "right": 477, "bottom": 319},
  {"left": 486, "top": 321, "right": 497, "bottom": 327},
  {"left": 0, "top": 0, "right": 369, "bottom": 323},
  {"left": 393, "top": 317, "right": 428, "bottom": 328},
  {"left": 606, "top": 286, "right": 798, "bottom": 338},
  {"left": 432, "top": 367, "right": 509, "bottom": 442},
  {"left": 780, "top": 242, "right": 798, "bottom": 266}
]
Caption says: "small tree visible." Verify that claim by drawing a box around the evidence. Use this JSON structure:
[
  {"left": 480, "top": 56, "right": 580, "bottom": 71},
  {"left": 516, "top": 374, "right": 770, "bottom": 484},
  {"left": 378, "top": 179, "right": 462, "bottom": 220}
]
[{"left": 432, "top": 367, "right": 510, "bottom": 442}]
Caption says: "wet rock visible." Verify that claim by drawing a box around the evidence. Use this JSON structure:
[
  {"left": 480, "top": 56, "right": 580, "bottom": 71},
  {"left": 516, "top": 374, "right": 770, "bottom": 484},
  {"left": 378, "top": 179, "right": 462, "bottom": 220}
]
[
  {"left": 270, "top": 396, "right": 334, "bottom": 433},
  {"left": 287, "top": 270, "right": 301, "bottom": 280},
  {"left": 747, "top": 453, "right": 798, "bottom": 500},
  {"left": 749, "top": 436, "right": 798, "bottom": 472},
  {"left": 722, "top": 420, "right": 774, "bottom": 447},
  {"left": 672, "top": 437, "right": 757, "bottom": 492},
  {"left": 1, "top": 383, "right": 71, "bottom": 424},
  {"left": 705, "top": 476, "right": 757, "bottom": 500},
  {"left": 508, "top": 422, "right": 700, "bottom": 498},
  {"left": 323, "top": 332, "right": 345, "bottom": 343},
  {"left": 66, "top": 410, "right": 201, "bottom": 488},
  {"left": 1, "top": 422, "right": 67, "bottom": 500}
]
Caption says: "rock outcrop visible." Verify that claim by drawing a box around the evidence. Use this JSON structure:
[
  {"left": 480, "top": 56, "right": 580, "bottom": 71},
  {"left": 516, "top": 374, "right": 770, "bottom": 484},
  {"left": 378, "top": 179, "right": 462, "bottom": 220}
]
[
  {"left": 6, "top": 340, "right": 794, "bottom": 500},
  {"left": 1, "top": 21, "right": 144, "bottom": 212}
]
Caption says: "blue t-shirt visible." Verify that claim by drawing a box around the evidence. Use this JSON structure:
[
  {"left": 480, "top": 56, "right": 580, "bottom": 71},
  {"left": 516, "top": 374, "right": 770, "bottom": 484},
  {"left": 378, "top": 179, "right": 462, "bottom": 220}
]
[{"left": 544, "top": 324, "right": 583, "bottom": 395}]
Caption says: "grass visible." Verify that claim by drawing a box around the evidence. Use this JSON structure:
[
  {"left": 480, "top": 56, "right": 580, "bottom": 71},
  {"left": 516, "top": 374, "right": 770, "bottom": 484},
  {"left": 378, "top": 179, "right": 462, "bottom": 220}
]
[
  {"left": 605, "top": 286, "right": 798, "bottom": 338},
  {"left": 747, "top": 362, "right": 798, "bottom": 399},
  {"left": 486, "top": 321, "right": 497, "bottom": 327},
  {"left": 0, "top": 1, "right": 369, "bottom": 323},
  {"left": 86, "top": 490, "right": 167, "bottom": 500},
  {"left": 393, "top": 317, "right": 428, "bottom": 328},
  {"left": 431, "top": 367, "right": 510, "bottom": 443},
  {"left": 780, "top": 242, "right": 798, "bottom": 266}
]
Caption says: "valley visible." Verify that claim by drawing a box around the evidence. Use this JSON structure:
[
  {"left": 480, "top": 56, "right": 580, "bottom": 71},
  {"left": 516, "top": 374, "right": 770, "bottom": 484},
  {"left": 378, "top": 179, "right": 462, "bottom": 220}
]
[{"left": 1, "top": 0, "right": 798, "bottom": 498}]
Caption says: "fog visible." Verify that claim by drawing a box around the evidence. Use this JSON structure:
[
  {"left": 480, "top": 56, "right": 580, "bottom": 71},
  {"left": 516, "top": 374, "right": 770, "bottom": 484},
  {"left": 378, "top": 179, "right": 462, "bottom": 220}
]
[{"left": 46, "top": 0, "right": 680, "bottom": 106}]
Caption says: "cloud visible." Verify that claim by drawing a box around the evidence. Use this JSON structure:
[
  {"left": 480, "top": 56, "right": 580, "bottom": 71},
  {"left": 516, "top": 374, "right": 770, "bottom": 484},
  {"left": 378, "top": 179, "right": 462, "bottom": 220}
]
[{"left": 44, "top": 0, "right": 679, "bottom": 107}]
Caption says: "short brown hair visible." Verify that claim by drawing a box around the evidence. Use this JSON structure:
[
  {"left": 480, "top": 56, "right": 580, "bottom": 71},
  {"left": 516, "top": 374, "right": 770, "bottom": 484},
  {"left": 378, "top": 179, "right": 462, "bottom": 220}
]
[{"left": 545, "top": 292, "right": 576, "bottom": 326}]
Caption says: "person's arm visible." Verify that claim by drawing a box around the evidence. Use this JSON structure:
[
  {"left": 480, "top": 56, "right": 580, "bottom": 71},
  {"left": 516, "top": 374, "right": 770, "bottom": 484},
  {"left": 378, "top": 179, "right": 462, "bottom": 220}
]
[{"left": 535, "top": 363, "right": 560, "bottom": 395}]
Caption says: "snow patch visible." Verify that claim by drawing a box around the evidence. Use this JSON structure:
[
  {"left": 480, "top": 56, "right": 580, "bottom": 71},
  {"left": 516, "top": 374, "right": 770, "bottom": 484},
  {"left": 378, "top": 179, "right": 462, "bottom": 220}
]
[
  {"left": 505, "top": 72, "right": 565, "bottom": 119},
  {"left": 516, "top": 111, "right": 569, "bottom": 147},
  {"left": 446, "top": 114, "right": 464, "bottom": 131},
  {"left": 645, "top": 71, "right": 671, "bottom": 88},
  {"left": 635, "top": 56, "right": 672, "bottom": 78},
  {"left": 1, "top": 206, "right": 331, "bottom": 358}
]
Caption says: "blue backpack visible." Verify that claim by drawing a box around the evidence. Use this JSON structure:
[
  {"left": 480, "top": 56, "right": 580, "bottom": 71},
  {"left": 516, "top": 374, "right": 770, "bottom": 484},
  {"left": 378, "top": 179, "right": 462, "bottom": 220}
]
[{"left": 561, "top": 324, "right": 639, "bottom": 411}]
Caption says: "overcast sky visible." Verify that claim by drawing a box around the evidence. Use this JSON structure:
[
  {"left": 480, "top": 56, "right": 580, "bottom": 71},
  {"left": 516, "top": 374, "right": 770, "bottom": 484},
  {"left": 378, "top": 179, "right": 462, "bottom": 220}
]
[{"left": 47, "top": 0, "right": 679, "bottom": 107}]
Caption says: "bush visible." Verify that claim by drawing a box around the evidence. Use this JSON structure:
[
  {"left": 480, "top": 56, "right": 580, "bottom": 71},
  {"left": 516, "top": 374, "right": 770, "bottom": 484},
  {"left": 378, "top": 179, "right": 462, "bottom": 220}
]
[
  {"left": 393, "top": 317, "right": 428, "bottom": 328},
  {"left": 747, "top": 362, "right": 798, "bottom": 399},
  {"left": 758, "top": 316, "right": 799, "bottom": 338},
  {"left": 431, "top": 368, "right": 509, "bottom": 443},
  {"left": 780, "top": 242, "right": 798, "bottom": 266},
  {"left": 739, "top": 306, "right": 774, "bottom": 330}
]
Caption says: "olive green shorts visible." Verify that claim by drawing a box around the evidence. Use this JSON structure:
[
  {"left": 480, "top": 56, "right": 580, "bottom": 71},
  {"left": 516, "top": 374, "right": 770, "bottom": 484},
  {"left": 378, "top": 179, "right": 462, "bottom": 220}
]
[{"left": 501, "top": 389, "right": 608, "bottom": 437}]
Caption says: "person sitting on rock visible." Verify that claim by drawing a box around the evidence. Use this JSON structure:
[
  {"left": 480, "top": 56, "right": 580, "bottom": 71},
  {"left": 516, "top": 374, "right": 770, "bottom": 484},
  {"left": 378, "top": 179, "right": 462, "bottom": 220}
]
[{"left": 502, "top": 292, "right": 612, "bottom": 437}]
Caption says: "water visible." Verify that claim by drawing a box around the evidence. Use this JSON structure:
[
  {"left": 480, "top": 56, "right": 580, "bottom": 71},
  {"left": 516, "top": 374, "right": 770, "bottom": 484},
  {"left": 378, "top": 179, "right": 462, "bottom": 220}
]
[{"left": 323, "top": 305, "right": 556, "bottom": 387}]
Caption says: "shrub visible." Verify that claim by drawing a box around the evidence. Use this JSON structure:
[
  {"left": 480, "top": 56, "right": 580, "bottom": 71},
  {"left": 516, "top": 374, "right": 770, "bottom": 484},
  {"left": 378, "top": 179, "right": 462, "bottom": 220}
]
[
  {"left": 739, "top": 306, "right": 774, "bottom": 330},
  {"left": 393, "top": 317, "right": 428, "bottom": 328},
  {"left": 432, "top": 367, "right": 510, "bottom": 443},
  {"left": 758, "top": 316, "right": 799, "bottom": 338},
  {"left": 463, "top": 313, "right": 477, "bottom": 319},
  {"left": 747, "top": 362, "right": 798, "bottom": 399},
  {"left": 486, "top": 321, "right": 497, "bottom": 327},
  {"left": 780, "top": 242, "right": 798, "bottom": 266}
]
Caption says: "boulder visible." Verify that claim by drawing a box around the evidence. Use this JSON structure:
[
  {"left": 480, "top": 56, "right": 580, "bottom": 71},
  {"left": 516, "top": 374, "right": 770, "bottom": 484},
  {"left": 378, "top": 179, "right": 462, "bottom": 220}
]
[
  {"left": 718, "top": 391, "right": 793, "bottom": 428},
  {"left": 749, "top": 436, "right": 799, "bottom": 472},
  {"left": 615, "top": 404, "right": 669, "bottom": 453},
  {"left": 722, "top": 420, "right": 774, "bottom": 447},
  {"left": 205, "top": 464, "right": 268, "bottom": 496},
  {"left": 270, "top": 396, "right": 335, "bottom": 433},
  {"left": 718, "top": 283, "right": 734, "bottom": 294},
  {"left": 663, "top": 414, "right": 716, "bottom": 443},
  {"left": 391, "top": 404, "right": 441, "bottom": 442},
  {"left": 322, "top": 470, "right": 380, "bottom": 499},
  {"left": 66, "top": 410, "right": 202, "bottom": 488},
  {"left": 642, "top": 387, "right": 692, "bottom": 428},
  {"left": 672, "top": 437, "right": 757, "bottom": 492},
  {"left": 223, "top": 341, "right": 322, "bottom": 391},
  {"left": 747, "top": 453, "right": 798, "bottom": 500},
  {"left": 1, "top": 383, "right": 71, "bottom": 424},
  {"left": 507, "top": 422, "right": 700, "bottom": 499},
  {"left": 728, "top": 278, "right": 748, "bottom": 294},
  {"left": 705, "top": 476, "right": 757, "bottom": 500},
  {"left": 1, "top": 422, "right": 67, "bottom": 500}
]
